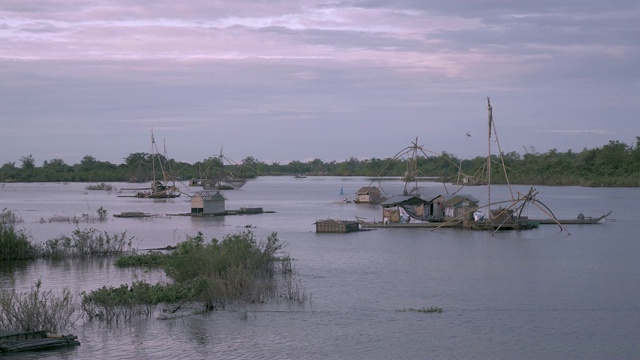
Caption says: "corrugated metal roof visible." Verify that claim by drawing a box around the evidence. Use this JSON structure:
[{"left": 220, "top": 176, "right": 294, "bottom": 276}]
[
  {"left": 443, "top": 194, "right": 479, "bottom": 206},
  {"left": 193, "top": 190, "right": 227, "bottom": 201}
]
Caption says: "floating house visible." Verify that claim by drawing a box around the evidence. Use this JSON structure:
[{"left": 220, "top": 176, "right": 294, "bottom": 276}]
[
  {"left": 442, "top": 194, "right": 480, "bottom": 222},
  {"left": 190, "top": 190, "right": 227, "bottom": 215},
  {"left": 380, "top": 195, "right": 431, "bottom": 223},
  {"left": 354, "top": 186, "right": 384, "bottom": 204}
]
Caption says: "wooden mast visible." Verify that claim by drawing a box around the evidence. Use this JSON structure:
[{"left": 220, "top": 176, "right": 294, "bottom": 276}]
[{"left": 487, "top": 97, "right": 492, "bottom": 221}]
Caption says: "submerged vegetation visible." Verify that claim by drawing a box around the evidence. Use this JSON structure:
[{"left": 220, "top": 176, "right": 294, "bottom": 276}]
[
  {"left": 85, "top": 182, "right": 113, "bottom": 191},
  {"left": 39, "top": 207, "right": 108, "bottom": 224},
  {"left": 1, "top": 137, "right": 639, "bottom": 186},
  {"left": 0, "top": 208, "right": 130, "bottom": 261},
  {"left": 396, "top": 307, "right": 443, "bottom": 314},
  {"left": 1, "top": 216, "right": 307, "bottom": 327},
  {"left": 41, "top": 228, "right": 133, "bottom": 259},
  {"left": 82, "top": 231, "right": 303, "bottom": 323}
]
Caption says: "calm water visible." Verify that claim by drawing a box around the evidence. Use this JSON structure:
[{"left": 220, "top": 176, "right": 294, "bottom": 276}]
[{"left": 1, "top": 177, "right": 638, "bottom": 359}]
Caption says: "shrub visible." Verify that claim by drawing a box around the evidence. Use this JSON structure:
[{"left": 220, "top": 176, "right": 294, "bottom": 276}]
[
  {"left": 115, "top": 251, "right": 167, "bottom": 267},
  {"left": 0, "top": 209, "right": 37, "bottom": 261},
  {"left": 41, "top": 228, "right": 133, "bottom": 259},
  {"left": 0, "top": 280, "right": 80, "bottom": 333}
]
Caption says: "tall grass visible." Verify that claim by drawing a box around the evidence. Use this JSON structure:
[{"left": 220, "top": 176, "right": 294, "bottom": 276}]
[{"left": 0, "top": 280, "right": 80, "bottom": 333}]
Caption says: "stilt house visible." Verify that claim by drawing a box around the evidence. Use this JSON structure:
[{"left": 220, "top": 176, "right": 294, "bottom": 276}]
[{"left": 191, "top": 190, "right": 227, "bottom": 215}]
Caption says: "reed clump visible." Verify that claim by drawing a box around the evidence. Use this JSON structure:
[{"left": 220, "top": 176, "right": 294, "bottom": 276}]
[
  {"left": 40, "top": 207, "right": 108, "bottom": 224},
  {"left": 0, "top": 280, "right": 80, "bottom": 333},
  {"left": 81, "top": 281, "right": 195, "bottom": 322},
  {"left": 396, "top": 306, "right": 443, "bottom": 313},
  {"left": 41, "top": 228, "right": 133, "bottom": 259},
  {"left": 0, "top": 209, "right": 37, "bottom": 261},
  {"left": 85, "top": 183, "right": 113, "bottom": 191},
  {"left": 85, "top": 231, "right": 304, "bottom": 319}
]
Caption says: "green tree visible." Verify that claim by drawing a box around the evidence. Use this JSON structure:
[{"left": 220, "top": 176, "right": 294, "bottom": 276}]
[{"left": 20, "top": 155, "right": 35, "bottom": 170}]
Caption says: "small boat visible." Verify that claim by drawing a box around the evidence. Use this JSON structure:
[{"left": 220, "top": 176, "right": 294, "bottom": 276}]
[
  {"left": 333, "top": 197, "right": 352, "bottom": 204},
  {"left": 133, "top": 131, "right": 181, "bottom": 199},
  {"left": 533, "top": 211, "right": 611, "bottom": 225}
]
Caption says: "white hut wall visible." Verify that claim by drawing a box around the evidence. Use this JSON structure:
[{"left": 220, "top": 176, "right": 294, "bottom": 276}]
[{"left": 203, "top": 200, "right": 226, "bottom": 214}]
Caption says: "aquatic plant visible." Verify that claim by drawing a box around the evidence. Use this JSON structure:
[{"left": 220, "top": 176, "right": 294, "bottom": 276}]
[
  {"left": 85, "top": 183, "right": 113, "bottom": 191},
  {"left": 0, "top": 210, "right": 37, "bottom": 261},
  {"left": 115, "top": 251, "right": 167, "bottom": 267},
  {"left": 81, "top": 281, "right": 195, "bottom": 323},
  {"left": 0, "top": 208, "right": 23, "bottom": 225},
  {"left": 396, "top": 307, "right": 443, "bottom": 313},
  {"left": 0, "top": 280, "right": 80, "bottom": 333},
  {"left": 41, "top": 228, "right": 133, "bottom": 259},
  {"left": 84, "top": 231, "right": 308, "bottom": 321},
  {"left": 96, "top": 206, "right": 108, "bottom": 221},
  {"left": 40, "top": 207, "right": 109, "bottom": 224}
]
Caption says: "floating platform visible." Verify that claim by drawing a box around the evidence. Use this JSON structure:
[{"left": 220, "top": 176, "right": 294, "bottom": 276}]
[
  {"left": 0, "top": 330, "right": 80, "bottom": 353},
  {"left": 359, "top": 221, "right": 460, "bottom": 229},
  {"left": 113, "top": 211, "right": 158, "bottom": 218},
  {"left": 169, "top": 208, "right": 275, "bottom": 217},
  {"left": 315, "top": 219, "right": 360, "bottom": 233}
]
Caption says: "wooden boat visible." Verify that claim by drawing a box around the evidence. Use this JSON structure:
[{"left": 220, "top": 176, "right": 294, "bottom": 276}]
[
  {"left": 132, "top": 131, "right": 181, "bottom": 199},
  {"left": 0, "top": 330, "right": 80, "bottom": 353}
]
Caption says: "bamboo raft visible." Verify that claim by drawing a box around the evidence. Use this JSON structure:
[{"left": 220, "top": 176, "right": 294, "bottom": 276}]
[{"left": 0, "top": 330, "right": 80, "bottom": 353}]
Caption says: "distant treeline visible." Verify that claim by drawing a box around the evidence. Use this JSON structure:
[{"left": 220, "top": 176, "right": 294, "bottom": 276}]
[{"left": 1, "top": 138, "right": 639, "bottom": 187}]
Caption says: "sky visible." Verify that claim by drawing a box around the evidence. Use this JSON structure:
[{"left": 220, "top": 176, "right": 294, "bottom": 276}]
[{"left": 1, "top": 0, "right": 638, "bottom": 166}]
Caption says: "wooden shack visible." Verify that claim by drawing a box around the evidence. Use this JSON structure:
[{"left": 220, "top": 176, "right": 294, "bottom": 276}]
[
  {"left": 443, "top": 194, "right": 479, "bottom": 222},
  {"left": 427, "top": 195, "right": 446, "bottom": 221},
  {"left": 315, "top": 219, "right": 360, "bottom": 233},
  {"left": 381, "top": 195, "right": 430, "bottom": 223},
  {"left": 191, "top": 190, "right": 227, "bottom": 215},
  {"left": 354, "top": 186, "right": 384, "bottom": 204}
]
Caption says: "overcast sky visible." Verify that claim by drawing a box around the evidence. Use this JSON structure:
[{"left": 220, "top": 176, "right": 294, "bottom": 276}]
[{"left": 1, "top": 0, "right": 638, "bottom": 166}]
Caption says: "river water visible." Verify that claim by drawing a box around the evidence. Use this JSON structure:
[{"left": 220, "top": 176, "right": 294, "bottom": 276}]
[{"left": 1, "top": 177, "right": 638, "bottom": 359}]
